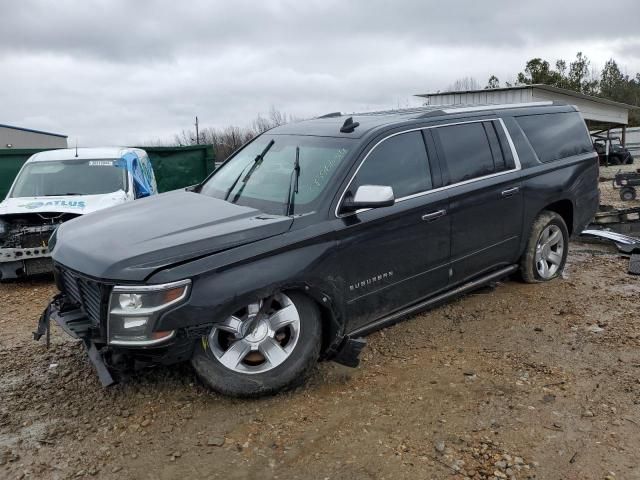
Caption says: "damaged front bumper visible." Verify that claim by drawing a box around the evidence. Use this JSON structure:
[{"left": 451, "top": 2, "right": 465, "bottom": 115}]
[
  {"left": 0, "top": 249, "right": 53, "bottom": 279},
  {"left": 33, "top": 294, "right": 195, "bottom": 387},
  {"left": 33, "top": 295, "right": 115, "bottom": 386},
  {"left": 0, "top": 221, "right": 58, "bottom": 279}
]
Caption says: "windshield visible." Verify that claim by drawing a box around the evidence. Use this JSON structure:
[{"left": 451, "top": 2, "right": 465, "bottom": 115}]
[
  {"left": 200, "top": 135, "right": 353, "bottom": 215},
  {"left": 10, "top": 159, "right": 128, "bottom": 198}
]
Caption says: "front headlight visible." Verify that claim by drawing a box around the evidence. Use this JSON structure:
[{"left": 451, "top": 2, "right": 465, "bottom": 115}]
[{"left": 107, "top": 279, "right": 191, "bottom": 346}]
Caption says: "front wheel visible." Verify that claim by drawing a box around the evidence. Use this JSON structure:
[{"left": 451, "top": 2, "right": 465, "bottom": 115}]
[
  {"left": 519, "top": 211, "right": 569, "bottom": 283},
  {"left": 191, "top": 291, "right": 322, "bottom": 397}
]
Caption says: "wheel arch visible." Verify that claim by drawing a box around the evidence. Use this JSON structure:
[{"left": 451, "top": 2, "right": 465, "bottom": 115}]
[
  {"left": 542, "top": 199, "right": 574, "bottom": 235},
  {"left": 280, "top": 285, "right": 346, "bottom": 359}
]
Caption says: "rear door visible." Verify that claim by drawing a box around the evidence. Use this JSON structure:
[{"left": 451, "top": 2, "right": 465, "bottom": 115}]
[
  {"left": 334, "top": 130, "right": 451, "bottom": 331},
  {"left": 432, "top": 119, "right": 523, "bottom": 284}
]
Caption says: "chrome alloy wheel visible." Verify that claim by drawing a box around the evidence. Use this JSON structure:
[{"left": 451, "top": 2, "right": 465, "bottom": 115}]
[
  {"left": 208, "top": 293, "right": 301, "bottom": 374},
  {"left": 534, "top": 224, "right": 564, "bottom": 279}
]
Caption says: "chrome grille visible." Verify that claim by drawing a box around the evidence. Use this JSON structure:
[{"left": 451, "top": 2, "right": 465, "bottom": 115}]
[{"left": 59, "top": 268, "right": 105, "bottom": 325}]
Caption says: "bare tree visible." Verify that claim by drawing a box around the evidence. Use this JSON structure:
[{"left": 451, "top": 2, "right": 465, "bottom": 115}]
[
  {"left": 448, "top": 76, "right": 481, "bottom": 91},
  {"left": 173, "top": 107, "right": 293, "bottom": 162}
]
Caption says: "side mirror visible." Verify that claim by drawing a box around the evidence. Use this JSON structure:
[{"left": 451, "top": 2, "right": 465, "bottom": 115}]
[{"left": 341, "top": 185, "right": 395, "bottom": 213}]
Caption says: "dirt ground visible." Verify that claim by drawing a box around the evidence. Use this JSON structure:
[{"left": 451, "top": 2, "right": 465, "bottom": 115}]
[{"left": 1, "top": 242, "right": 640, "bottom": 480}]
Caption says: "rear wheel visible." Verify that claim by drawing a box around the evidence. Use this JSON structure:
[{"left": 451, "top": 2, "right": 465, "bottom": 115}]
[
  {"left": 519, "top": 211, "right": 569, "bottom": 283},
  {"left": 191, "top": 291, "right": 321, "bottom": 397}
]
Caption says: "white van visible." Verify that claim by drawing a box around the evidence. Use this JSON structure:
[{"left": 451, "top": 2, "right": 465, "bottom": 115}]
[{"left": 0, "top": 147, "right": 157, "bottom": 279}]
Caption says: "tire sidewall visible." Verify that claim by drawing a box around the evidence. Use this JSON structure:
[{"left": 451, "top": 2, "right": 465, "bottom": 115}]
[
  {"left": 520, "top": 211, "right": 569, "bottom": 283},
  {"left": 530, "top": 213, "right": 569, "bottom": 282},
  {"left": 191, "top": 292, "right": 321, "bottom": 397}
]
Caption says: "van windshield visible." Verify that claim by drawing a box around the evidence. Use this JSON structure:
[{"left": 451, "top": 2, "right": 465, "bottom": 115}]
[
  {"left": 200, "top": 135, "right": 353, "bottom": 215},
  {"left": 10, "top": 159, "right": 128, "bottom": 198}
]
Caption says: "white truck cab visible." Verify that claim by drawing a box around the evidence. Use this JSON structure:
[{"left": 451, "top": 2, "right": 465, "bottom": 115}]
[{"left": 0, "top": 147, "right": 157, "bottom": 279}]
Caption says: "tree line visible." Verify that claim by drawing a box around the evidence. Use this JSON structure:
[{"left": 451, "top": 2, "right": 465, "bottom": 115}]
[
  {"left": 172, "top": 107, "right": 295, "bottom": 162},
  {"left": 483, "top": 52, "right": 640, "bottom": 123}
]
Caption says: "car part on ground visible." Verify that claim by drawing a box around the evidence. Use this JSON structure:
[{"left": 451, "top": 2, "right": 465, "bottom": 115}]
[
  {"left": 591, "top": 205, "right": 640, "bottom": 226},
  {"left": 580, "top": 229, "right": 640, "bottom": 254},
  {"left": 628, "top": 254, "right": 640, "bottom": 275}
]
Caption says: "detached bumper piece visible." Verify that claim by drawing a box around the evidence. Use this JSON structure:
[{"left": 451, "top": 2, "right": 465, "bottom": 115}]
[
  {"left": 33, "top": 295, "right": 116, "bottom": 387},
  {"left": 34, "top": 294, "right": 196, "bottom": 388},
  {"left": 332, "top": 336, "right": 367, "bottom": 368}
]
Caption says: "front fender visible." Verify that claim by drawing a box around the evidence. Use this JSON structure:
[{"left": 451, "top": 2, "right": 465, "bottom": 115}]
[{"left": 154, "top": 240, "right": 347, "bottom": 351}]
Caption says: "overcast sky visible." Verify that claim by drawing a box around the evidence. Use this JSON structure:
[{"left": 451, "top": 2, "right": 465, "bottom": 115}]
[{"left": 3, "top": 0, "right": 640, "bottom": 146}]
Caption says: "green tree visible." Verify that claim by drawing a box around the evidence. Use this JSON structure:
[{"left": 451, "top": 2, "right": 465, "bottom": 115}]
[
  {"left": 485, "top": 75, "right": 500, "bottom": 89},
  {"left": 600, "top": 58, "right": 625, "bottom": 100},
  {"left": 567, "top": 52, "right": 598, "bottom": 94},
  {"left": 516, "top": 58, "right": 563, "bottom": 86}
]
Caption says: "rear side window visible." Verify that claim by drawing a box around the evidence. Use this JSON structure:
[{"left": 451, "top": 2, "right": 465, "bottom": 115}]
[
  {"left": 351, "top": 131, "right": 432, "bottom": 199},
  {"left": 515, "top": 112, "right": 593, "bottom": 163},
  {"left": 434, "top": 122, "right": 498, "bottom": 184}
]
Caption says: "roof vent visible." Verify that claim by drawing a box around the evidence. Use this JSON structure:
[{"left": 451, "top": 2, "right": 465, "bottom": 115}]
[{"left": 340, "top": 117, "right": 360, "bottom": 133}]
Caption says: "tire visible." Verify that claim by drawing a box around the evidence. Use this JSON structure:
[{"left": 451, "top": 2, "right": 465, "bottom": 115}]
[
  {"left": 191, "top": 291, "right": 322, "bottom": 397},
  {"left": 519, "top": 211, "right": 569, "bottom": 283},
  {"left": 620, "top": 187, "right": 637, "bottom": 202}
]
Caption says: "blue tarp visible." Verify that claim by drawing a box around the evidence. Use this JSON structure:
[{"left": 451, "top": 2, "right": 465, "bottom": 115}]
[{"left": 116, "top": 152, "right": 157, "bottom": 198}]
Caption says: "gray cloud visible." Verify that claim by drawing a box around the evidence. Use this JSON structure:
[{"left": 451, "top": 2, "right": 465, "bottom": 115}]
[{"left": 2, "top": 0, "right": 639, "bottom": 145}]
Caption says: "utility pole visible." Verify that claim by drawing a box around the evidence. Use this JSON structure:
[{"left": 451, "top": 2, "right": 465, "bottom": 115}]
[{"left": 195, "top": 116, "right": 200, "bottom": 145}]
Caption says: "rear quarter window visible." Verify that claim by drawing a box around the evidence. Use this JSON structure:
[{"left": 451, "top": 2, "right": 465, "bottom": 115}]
[{"left": 515, "top": 112, "right": 593, "bottom": 163}]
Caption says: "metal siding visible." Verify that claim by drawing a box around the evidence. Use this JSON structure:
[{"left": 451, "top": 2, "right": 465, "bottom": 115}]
[
  {"left": 420, "top": 87, "right": 628, "bottom": 125},
  {"left": 531, "top": 89, "right": 628, "bottom": 124},
  {"left": 423, "top": 88, "right": 533, "bottom": 106},
  {"left": 0, "top": 127, "right": 68, "bottom": 149}
]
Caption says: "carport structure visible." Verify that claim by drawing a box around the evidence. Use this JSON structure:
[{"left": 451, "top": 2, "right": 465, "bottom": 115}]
[{"left": 415, "top": 84, "right": 639, "bottom": 147}]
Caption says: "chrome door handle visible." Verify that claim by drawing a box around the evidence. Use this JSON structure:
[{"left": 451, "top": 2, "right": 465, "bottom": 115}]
[
  {"left": 501, "top": 187, "right": 520, "bottom": 198},
  {"left": 421, "top": 209, "right": 447, "bottom": 222}
]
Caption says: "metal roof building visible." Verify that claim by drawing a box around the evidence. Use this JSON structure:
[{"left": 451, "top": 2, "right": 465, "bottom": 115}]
[
  {"left": 415, "top": 84, "right": 639, "bottom": 144},
  {"left": 0, "top": 123, "right": 68, "bottom": 149}
]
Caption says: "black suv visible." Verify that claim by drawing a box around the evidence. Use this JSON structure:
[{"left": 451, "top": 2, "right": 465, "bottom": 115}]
[{"left": 36, "top": 102, "right": 599, "bottom": 396}]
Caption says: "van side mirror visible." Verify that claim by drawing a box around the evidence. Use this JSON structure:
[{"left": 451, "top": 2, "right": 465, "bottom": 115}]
[{"left": 341, "top": 185, "right": 395, "bottom": 213}]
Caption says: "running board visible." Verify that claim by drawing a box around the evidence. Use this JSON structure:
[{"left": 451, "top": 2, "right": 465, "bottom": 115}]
[{"left": 350, "top": 265, "right": 519, "bottom": 337}]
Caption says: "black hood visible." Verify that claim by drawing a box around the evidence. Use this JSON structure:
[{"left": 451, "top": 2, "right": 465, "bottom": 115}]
[{"left": 52, "top": 190, "right": 292, "bottom": 281}]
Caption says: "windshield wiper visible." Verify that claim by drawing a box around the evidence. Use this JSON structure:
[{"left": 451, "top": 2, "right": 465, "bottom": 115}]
[
  {"left": 285, "top": 146, "right": 301, "bottom": 216},
  {"left": 224, "top": 139, "right": 275, "bottom": 202},
  {"left": 229, "top": 139, "right": 275, "bottom": 204},
  {"left": 242, "top": 139, "right": 275, "bottom": 184}
]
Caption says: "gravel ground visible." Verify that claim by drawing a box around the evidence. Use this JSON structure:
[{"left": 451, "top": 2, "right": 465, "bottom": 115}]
[{"left": 1, "top": 243, "right": 640, "bottom": 480}]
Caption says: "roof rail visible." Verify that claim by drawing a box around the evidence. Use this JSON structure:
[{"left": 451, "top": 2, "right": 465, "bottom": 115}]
[{"left": 419, "top": 101, "right": 556, "bottom": 117}]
